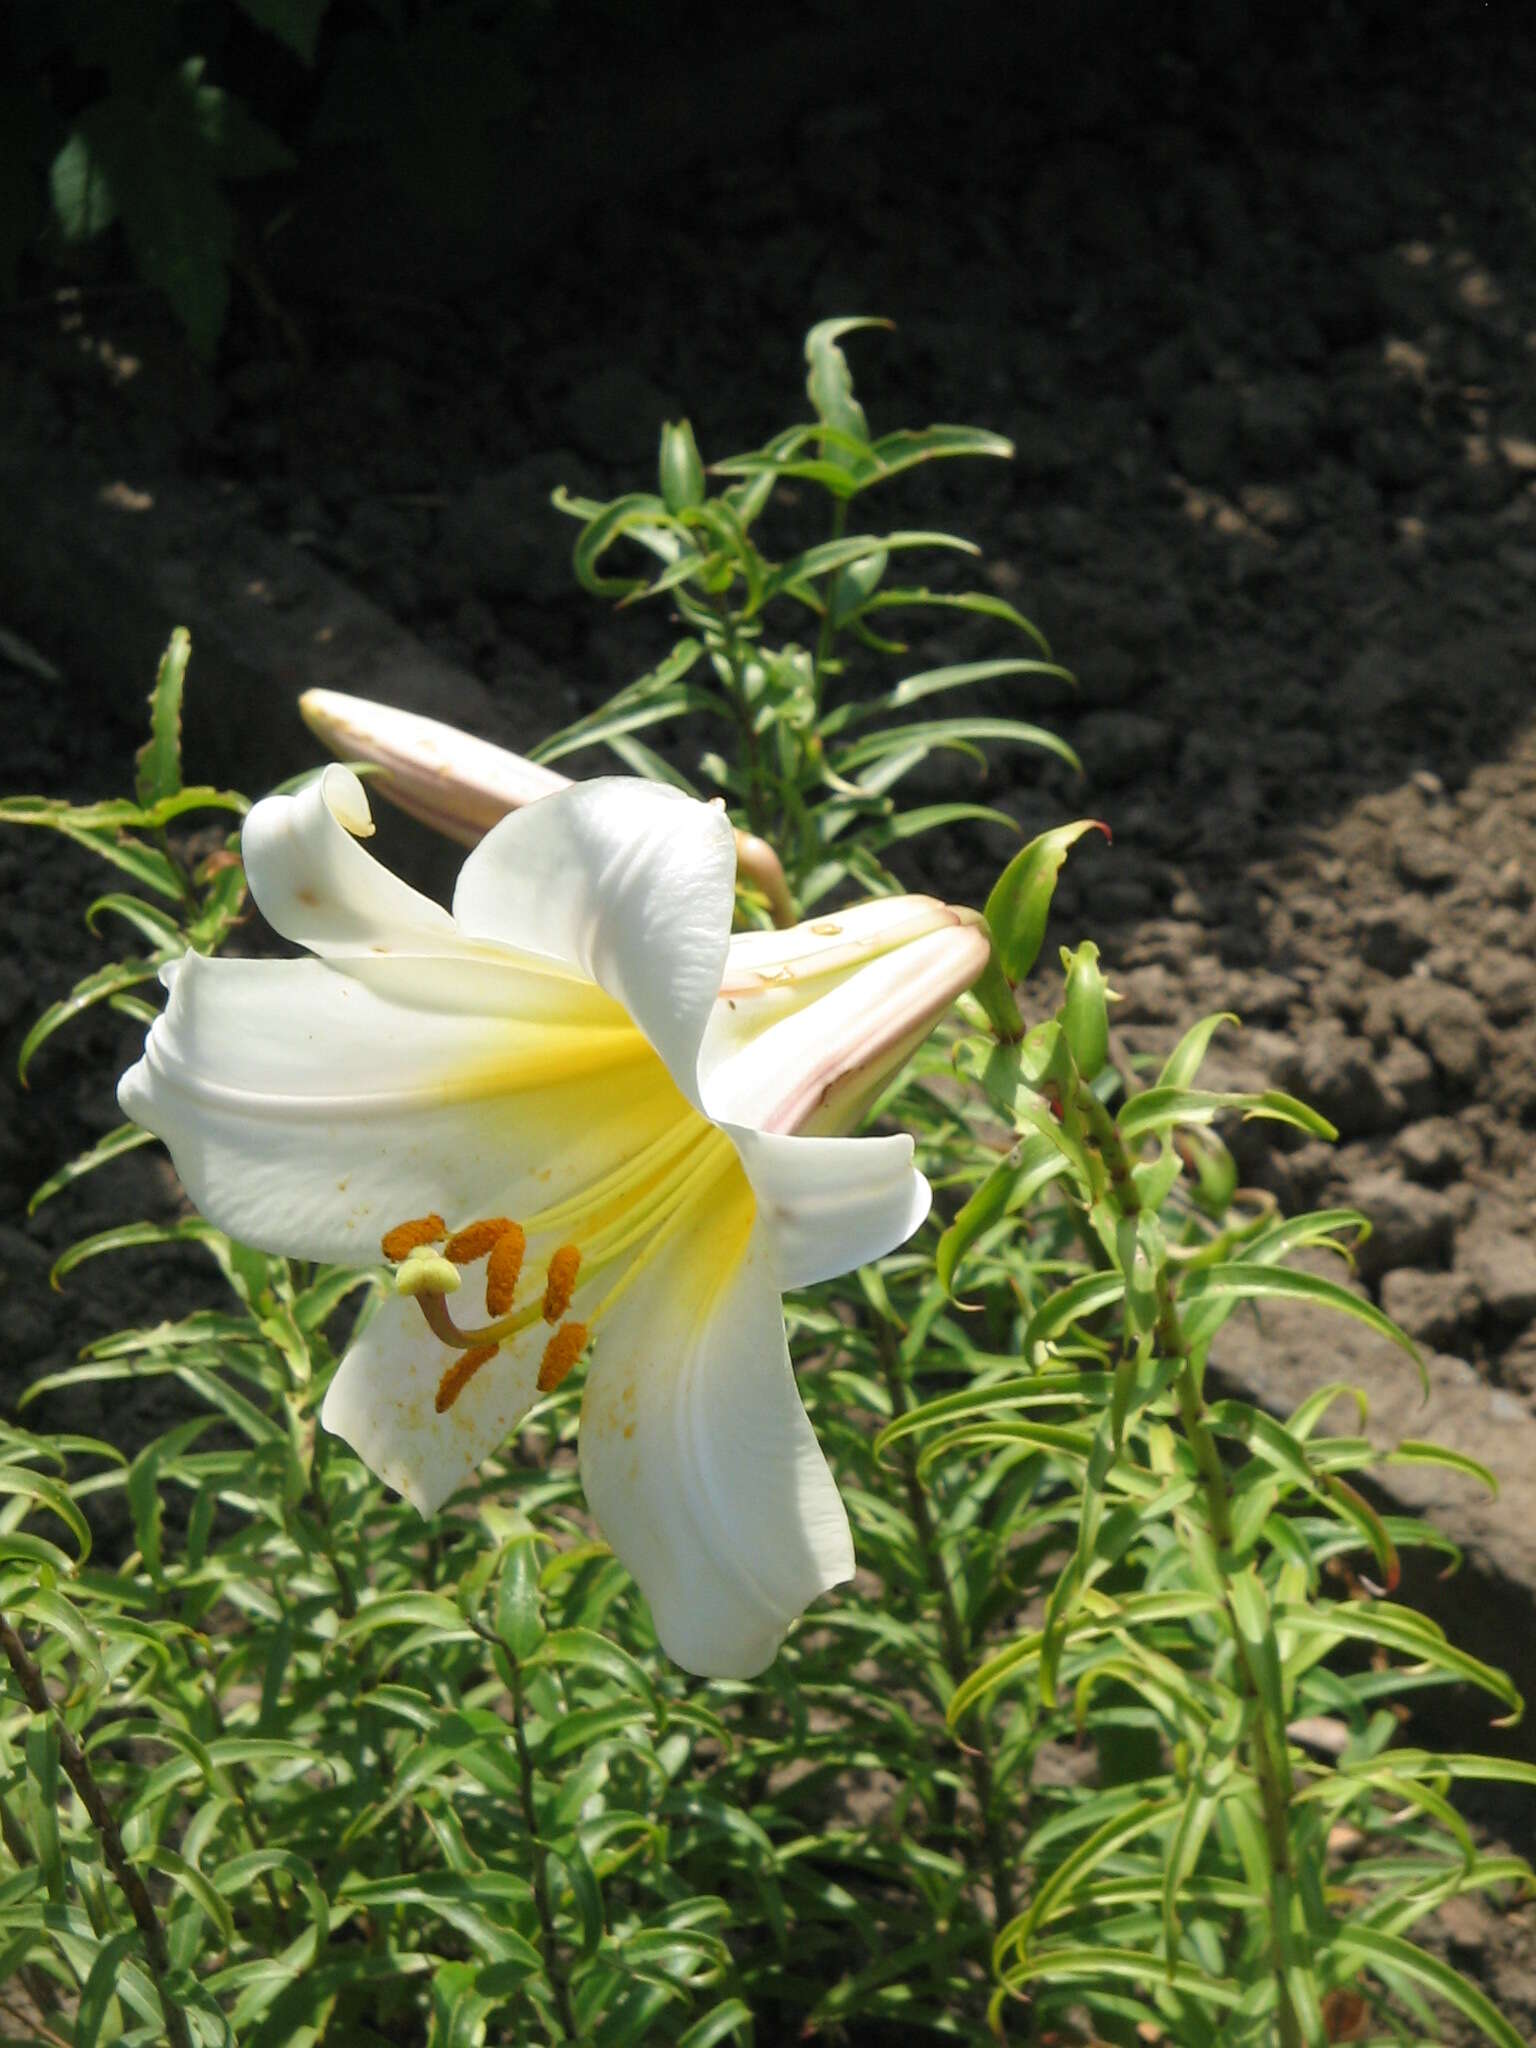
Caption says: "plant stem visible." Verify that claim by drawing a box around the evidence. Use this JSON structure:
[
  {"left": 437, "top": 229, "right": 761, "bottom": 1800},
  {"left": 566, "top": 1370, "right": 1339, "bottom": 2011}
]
[
  {"left": 507, "top": 1647, "right": 580, "bottom": 2042},
  {"left": 1067, "top": 1074, "right": 1311, "bottom": 2045},
  {"left": 877, "top": 1320, "right": 1017, "bottom": 1929},
  {"left": 0, "top": 1613, "right": 194, "bottom": 2048}
]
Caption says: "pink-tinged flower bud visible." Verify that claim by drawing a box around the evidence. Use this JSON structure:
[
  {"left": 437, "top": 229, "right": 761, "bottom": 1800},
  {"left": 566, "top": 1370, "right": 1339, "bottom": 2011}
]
[{"left": 299, "top": 687, "right": 797, "bottom": 924}]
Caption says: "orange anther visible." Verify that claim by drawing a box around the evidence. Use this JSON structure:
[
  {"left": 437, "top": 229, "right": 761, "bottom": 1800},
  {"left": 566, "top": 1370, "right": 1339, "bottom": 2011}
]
[
  {"left": 445, "top": 1216, "right": 512, "bottom": 1263},
  {"left": 542, "top": 1244, "right": 581, "bottom": 1324},
  {"left": 537, "top": 1321, "right": 588, "bottom": 1394},
  {"left": 381, "top": 1213, "right": 446, "bottom": 1262},
  {"left": 485, "top": 1224, "right": 528, "bottom": 1315},
  {"left": 434, "top": 1341, "right": 499, "bottom": 1413}
]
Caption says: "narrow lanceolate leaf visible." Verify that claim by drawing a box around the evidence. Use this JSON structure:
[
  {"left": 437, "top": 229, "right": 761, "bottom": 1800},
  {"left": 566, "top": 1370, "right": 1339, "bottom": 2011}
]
[
  {"left": 28, "top": 1122, "right": 156, "bottom": 1214},
  {"left": 984, "top": 820, "right": 1110, "bottom": 983},
  {"left": 936, "top": 1136, "right": 1068, "bottom": 1298},
  {"left": 1175, "top": 1262, "right": 1424, "bottom": 1389},
  {"left": 1157, "top": 1011, "right": 1240, "bottom": 1089},
  {"left": 804, "top": 316, "right": 887, "bottom": 446},
  {"left": 19, "top": 958, "right": 167, "bottom": 1089},
  {"left": 1117, "top": 1085, "right": 1336, "bottom": 1143},
  {"left": 1276, "top": 1602, "right": 1521, "bottom": 1720},
  {"left": 1330, "top": 1926, "right": 1528, "bottom": 2048},
  {"left": 995, "top": 1794, "right": 1181, "bottom": 1965},
  {"left": 1023, "top": 1271, "right": 1127, "bottom": 1359},
  {"left": 135, "top": 626, "right": 189, "bottom": 806}
]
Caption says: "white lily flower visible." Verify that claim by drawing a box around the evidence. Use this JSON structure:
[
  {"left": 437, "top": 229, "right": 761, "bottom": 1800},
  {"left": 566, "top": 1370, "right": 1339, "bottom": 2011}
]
[{"left": 118, "top": 770, "right": 986, "bottom": 1677}]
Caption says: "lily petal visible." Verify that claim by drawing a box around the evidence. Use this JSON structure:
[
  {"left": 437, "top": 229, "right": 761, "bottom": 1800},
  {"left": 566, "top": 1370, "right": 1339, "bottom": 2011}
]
[
  {"left": 118, "top": 952, "right": 686, "bottom": 1264},
  {"left": 321, "top": 1291, "right": 543, "bottom": 1513},
  {"left": 242, "top": 765, "right": 461, "bottom": 957},
  {"left": 731, "top": 1126, "right": 930, "bottom": 1290},
  {"left": 452, "top": 779, "right": 736, "bottom": 1107},
  {"left": 579, "top": 1182, "right": 853, "bottom": 1679}
]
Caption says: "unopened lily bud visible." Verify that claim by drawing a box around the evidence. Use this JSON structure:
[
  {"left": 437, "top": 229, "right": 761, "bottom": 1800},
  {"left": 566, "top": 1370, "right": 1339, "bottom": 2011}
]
[
  {"left": 707, "top": 897, "right": 990, "bottom": 1136},
  {"left": 1059, "top": 939, "right": 1115, "bottom": 1082},
  {"left": 658, "top": 418, "right": 706, "bottom": 513},
  {"left": 300, "top": 689, "right": 567, "bottom": 847},
  {"left": 300, "top": 687, "right": 798, "bottom": 925}
]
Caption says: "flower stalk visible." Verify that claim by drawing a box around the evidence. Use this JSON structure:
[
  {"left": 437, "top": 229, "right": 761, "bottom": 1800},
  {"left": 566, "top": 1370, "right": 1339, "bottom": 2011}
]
[{"left": 0, "top": 1613, "right": 193, "bottom": 2048}]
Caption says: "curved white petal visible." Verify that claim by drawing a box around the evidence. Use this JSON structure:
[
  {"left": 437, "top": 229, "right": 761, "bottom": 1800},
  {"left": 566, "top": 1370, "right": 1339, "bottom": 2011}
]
[
  {"left": 321, "top": 1291, "right": 543, "bottom": 1514},
  {"left": 703, "top": 922, "right": 990, "bottom": 1134},
  {"left": 452, "top": 780, "right": 736, "bottom": 1106},
  {"left": 242, "top": 765, "right": 463, "bottom": 957},
  {"left": 118, "top": 951, "right": 689, "bottom": 1264},
  {"left": 729, "top": 1126, "right": 930, "bottom": 1290},
  {"left": 579, "top": 1183, "right": 853, "bottom": 1678}
]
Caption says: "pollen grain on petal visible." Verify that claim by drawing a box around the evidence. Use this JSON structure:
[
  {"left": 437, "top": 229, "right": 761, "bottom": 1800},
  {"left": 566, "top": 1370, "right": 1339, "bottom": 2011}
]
[
  {"left": 542, "top": 1243, "right": 582, "bottom": 1323},
  {"left": 485, "top": 1224, "right": 528, "bottom": 1314},
  {"left": 537, "top": 1321, "right": 587, "bottom": 1394},
  {"left": 435, "top": 1341, "right": 500, "bottom": 1413},
  {"left": 381, "top": 1213, "right": 447, "bottom": 1261},
  {"left": 446, "top": 1216, "right": 512, "bottom": 1263}
]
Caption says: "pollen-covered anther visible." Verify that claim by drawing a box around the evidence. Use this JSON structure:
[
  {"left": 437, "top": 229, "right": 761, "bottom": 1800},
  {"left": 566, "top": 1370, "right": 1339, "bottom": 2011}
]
[
  {"left": 435, "top": 1341, "right": 500, "bottom": 1413},
  {"left": 537, "top": 1320, "right": 587, "bottom": 1394},
  {"left": 444, "top": 1216, "right": 512, "bottom": 1264},
  {"left": 485, "top": 1224, "right": 528, "bottom": 1315},
  {"left": 542, "top": 1243, "right": 582, "bottom": 1323},
  {"left": 380, "top": 1213, "right": 446, "bottom": 1261}
]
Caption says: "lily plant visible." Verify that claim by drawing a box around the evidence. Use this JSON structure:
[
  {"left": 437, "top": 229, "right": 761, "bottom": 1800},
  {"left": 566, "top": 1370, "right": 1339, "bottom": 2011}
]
[{"left": 118, "top": 766, "right": 987, "bottom": 1677}]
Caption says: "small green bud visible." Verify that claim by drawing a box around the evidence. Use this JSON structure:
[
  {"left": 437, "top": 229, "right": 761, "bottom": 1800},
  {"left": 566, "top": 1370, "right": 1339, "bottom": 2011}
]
[
  {"left": 658, "top": 419, "right": 706, "bottom": 513},
  {"left": 1059, "top": 939, "right": 1114, "bottom": 1081}
]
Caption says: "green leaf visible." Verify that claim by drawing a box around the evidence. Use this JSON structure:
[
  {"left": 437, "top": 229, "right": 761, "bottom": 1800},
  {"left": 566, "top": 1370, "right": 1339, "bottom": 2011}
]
[
  {"left": 1117, "top": 1085, "right": 1336, "bottom": 1144},
  {"left": 135, "top": 627, "right": 189, "bottom": 806},
  {"left": 1158, "top": 1012, "right": 1240, "bottom": 1090},
  {"left": 1331, "top": 1925, "right": 1528, "bottom": 2048},
  {"left": 857, "top": 585, "right": 1053, "bottom": 651},
  {"left": 1023, "top": 1271, "right": 1127, "bottom": 1358},
  {"left": 936, "top": 1137, "right": 1067, "bottom": 1297},
  {"left": 28, "top": 1122, "right": 156, "bottom": 1214},
  {"left": 1175, "top": 1261, "right": 1424, "bottom": 1387},
  {"left": 495, "top": 1530, "right": 545, "bottom": 1661},
  {"left": 1387, "top": 1440, "right": 1498, "bottom": 1495},
  {"left": 231, "top": 0, "right": 330, "bottom": 65},
  {"left": 569, "top": 492, "right": 679, "bottom": 598},
  {"left": 804, "top": 316, "right": 888, "bottom": 449},
  {"left": 762, "top": 529, "right": 980, "bottom": 608},
  {"left": 1278, "top": 1601, "right": 1521, "bottom": 1719},
  {"left": 984, "top": 819, "right": 1110, "bottom": 983},
  {"left": 73, "top": 1929, "right": 142, "bottom": 2048},
  {"left": 871, "top": 655, "right": 1073, "bottom": 714},
  {"left": 50, "top": 129, "right": 118, "bottom": 241},
  {"left": 830, "top": 714, "right": 1080, "bottom": 775}
]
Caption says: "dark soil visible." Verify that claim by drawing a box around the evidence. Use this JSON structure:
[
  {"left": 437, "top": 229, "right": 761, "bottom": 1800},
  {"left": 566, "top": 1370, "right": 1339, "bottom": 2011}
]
[{"left": 2, "top": 0, "right": 1534, "bottom": 2035}]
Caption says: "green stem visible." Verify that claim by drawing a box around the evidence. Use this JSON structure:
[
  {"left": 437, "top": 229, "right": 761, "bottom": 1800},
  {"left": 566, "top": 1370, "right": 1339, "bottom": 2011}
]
[
  {"left": 0, "top": 1613, "right": 194, "bottom": 2048},
  {"left": 877, "top": 1320, "right": 1017, "bottom": 1930},
  {"left": 814, "top": 496, "right": 848, "bottom": 678},
  {"left": 507, "top": 1648, "right": 579, "bottom": 2042},
  {"left": 1066, "top": 1071, "right": 1310, "bottom": 2044}
]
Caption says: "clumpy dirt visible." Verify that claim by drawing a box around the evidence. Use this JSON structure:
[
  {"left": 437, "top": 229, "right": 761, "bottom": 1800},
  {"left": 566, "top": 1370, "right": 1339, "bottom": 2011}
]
[{"left": 2, "top": 0, "right": 1535, "bottom": 2033}]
